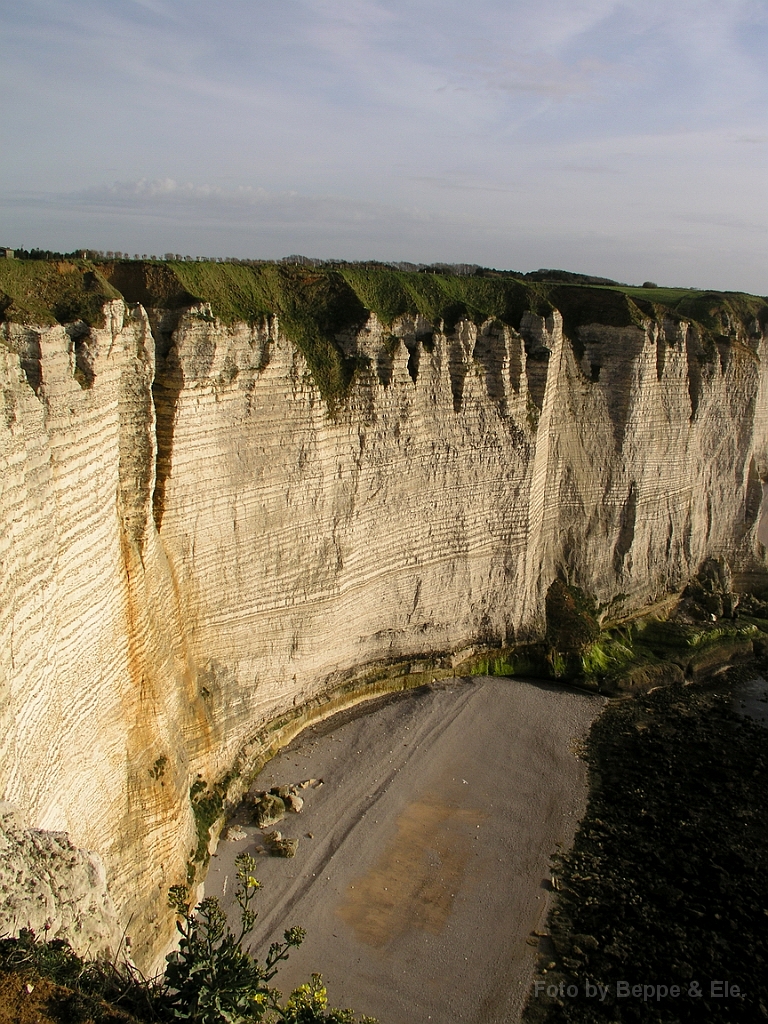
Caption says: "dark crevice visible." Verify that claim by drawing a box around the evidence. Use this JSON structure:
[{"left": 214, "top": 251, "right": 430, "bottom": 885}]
[
  {"left": 448, "top": 340, "right": 468, "bottom": 412},
  {"left": 472, "top": 329, "right": 507, "bottom": 411},
  {"left": 590, "top": 328, "right": 646, "bottom": 450},
  {"left": 376, "top": 348, "right": 394, "bottom": 387},
  {"left": 716, "top": 338, "right": 731, "bottom": 375},
  {"left": 508, "top": 334, "right": 523, "bottom": 394},
  {"left": 73, "top": 336, "right": 95, "bottom": 389},
  {"left": 19, "top": 335, "right": 42, "bottom": 394},
  {"left": 524, "top": 344, "right": 550, "bottom": 413},
  {"left": 655, "top": 334, "right": 666, "bottom": 382},
  {"left": 682, "top": 510, "right": 693, "bottom": 563},
  {"left": 150, "top": 311, "right": 185, "bottom": 530},
  {"left": 744, "top": 456, "right": 762, "bottom": 530},
  {"left": 686, "top": 329, "right": 705, "bottom": 421},
  {"left": 706, "top": 494, "right": 713, "bottom": 543},
  {"left": 405, "top": 340, "right": 420, "bottom": 384},
  {"left": 613, "top": 481, "right": 637, "bottom": 574}
]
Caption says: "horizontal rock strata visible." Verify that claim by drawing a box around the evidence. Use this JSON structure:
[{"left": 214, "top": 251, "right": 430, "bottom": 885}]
[{"left": 1, "top": 286, "right": 767, "bottom": 967}]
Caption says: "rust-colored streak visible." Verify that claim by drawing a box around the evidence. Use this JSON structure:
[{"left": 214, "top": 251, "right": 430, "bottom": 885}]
[{"left": 337, "top": 796, "right": 483, "bottom": 948}]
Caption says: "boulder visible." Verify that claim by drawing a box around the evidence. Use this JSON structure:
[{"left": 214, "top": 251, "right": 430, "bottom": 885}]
[
  {"left": 253, "top": 794, "right": 286, "bottom": 828},
  {"left": 262, "top": 831, "right": 298, "bottom": 858}
]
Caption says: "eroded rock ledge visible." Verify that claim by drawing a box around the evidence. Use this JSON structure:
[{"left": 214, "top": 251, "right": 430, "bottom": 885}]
[{"left": 0, "top": 804, "right": 121, "bottom": 958}]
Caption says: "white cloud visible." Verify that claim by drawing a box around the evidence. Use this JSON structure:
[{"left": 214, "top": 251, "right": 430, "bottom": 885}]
[{"left": 454, "top": 52, "right": 624, "bottom": 99}]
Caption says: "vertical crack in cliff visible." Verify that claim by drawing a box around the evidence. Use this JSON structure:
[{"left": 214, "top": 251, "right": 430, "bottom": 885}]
[
  {"left": 655, "top": 327, "right": 666, "bottom": 382},
  {"left": 472, "top": 326, "right": 507, "bottom": 416},
  {"left": 16, "top": 332, "right": 43, "bottom": 395},
  {"left": 150, "top": 311, "right": 185, "bottom": 530},
  {"left": 613, "top": 482, "right": 637, "bottom": 574},
  {"left": 744, "top": 456, "right": 763, "bottom": 534},
  {"left": 686, "top": 324, "right": 705, "bottom": 422},
  {"left": 405, "top": 338, "right": 420, "bottom": 384},
  {"left": 507, "top": 327, "right": 523, "bottom": 395},
  {"left": 524, "top": 345, "right": 549, "bottom": 412},
  {"left": 448, "top": 337, "right": 469, "bottom": 412},
  {"left": 376, "top": 341, "right": 395, "bottom": 388}
]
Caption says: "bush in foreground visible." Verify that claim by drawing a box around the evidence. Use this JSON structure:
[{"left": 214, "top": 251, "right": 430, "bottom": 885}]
[{"left": 0, "top": 854, "right": 375, "bottom": 1024}]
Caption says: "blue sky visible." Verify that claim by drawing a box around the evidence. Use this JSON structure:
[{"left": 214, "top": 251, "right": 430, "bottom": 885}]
[{"left": 2, "top": 0, "right": 767, "bottom": 290}]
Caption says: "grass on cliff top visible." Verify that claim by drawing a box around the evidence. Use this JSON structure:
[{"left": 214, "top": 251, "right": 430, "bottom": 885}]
[
  {"left": 336, "top": 264, "right": 550, "bottom": 326},
  {"left": 4, "top": 259, "right": 766, "bottom": 336},
  {"left": 3, "top": 258, "right": 766, "bottom": 405},
  {"left": 603, "top": 284, "right": 768, "bottom": 335},
  {"left": 0, "top": 260, "right": 119, "bottom": 327},
  {"left": 103, "top": 260, "right": 373, "bottom": 408}
]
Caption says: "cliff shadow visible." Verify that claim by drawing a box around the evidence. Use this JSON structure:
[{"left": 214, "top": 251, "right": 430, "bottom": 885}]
[
  {"left": 14, "top": 332, "right": 43, "bottom": 394},
  {"left": 149, "top": 310, "right": 185, "bottom": 529},
  {"left": 579, "top": 326, "right": 647, "bottom": 450},
  {"left": 472, "top": 326, "right": 507, "bottom": 414},
  {"left": 448, "top": 338, "right": 469, "bottom": 412}
]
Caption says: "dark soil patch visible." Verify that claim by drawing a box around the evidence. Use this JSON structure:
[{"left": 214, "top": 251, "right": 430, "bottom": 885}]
[
  {"left": 0, "top": 970, "right": 143, "bottom": 1024},
  {"left": 524, "top": 673, "right": 768, "bottom": 1023}
]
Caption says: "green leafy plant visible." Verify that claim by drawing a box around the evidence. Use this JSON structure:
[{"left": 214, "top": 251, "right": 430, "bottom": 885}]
[
  {"left": 163, "top": 854, "right": 301, "bottom": 1023},
  {"left": 162, "top": 853, "right": 375, "bottom": 1024},
  {"left": 278, "top": 975, "right": 377, "bottom": 1023},
  {"left": 545, "top": 580, "right": 600, "bottom": 679},
  {"left": 0, "top": 927, "right": 86, "bottom": 988},
  {"left": 190, "top": 780, "right": 224, "bottom": 866}
]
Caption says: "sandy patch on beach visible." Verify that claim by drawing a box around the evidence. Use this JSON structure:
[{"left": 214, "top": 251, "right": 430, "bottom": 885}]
[
  {"left": 205, "top": 677, "right": 604, "bottom": 1024},
  {"left": 338, "top": 794, "right": 482, "bottom": 947}
]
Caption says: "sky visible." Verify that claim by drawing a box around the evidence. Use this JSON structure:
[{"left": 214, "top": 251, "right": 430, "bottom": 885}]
[{"left": 1, "top": 0, "right": 767, "bottom": 291}]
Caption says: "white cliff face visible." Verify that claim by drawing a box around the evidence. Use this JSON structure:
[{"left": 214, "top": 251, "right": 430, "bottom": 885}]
[
  {"left": 0, "top": 303, "right": 196, "bottom": 965},
  {"left": 1, "top": 299, "right": 766, "bottom": 966}
]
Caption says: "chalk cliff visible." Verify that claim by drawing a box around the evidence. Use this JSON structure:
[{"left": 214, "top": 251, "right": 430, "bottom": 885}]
[{"left": 1, "top": 262, "right": 766, "bottom": 966}]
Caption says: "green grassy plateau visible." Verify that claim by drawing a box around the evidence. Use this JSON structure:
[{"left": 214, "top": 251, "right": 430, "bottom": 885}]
[{"left": 1, "top": 259, "right": 766, "bottom": 408}]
